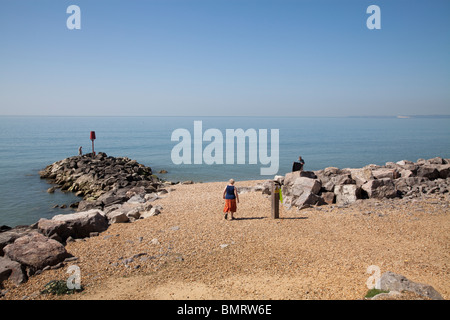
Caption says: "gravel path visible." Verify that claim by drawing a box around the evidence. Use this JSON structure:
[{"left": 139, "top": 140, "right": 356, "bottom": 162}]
[{"left": 2, "top": 180, "right": 449, "bottom": 300}]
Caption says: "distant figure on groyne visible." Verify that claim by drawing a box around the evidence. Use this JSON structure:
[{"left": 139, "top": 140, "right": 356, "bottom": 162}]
[
  {"left": 78, "top": 146, "right": 83, "bottom": 156},
  {"left": 292, "top": 156, "right": 305, "bottom": 172},
  {"left": 223, "top": 179, "right": 239, "bottom": 220}
]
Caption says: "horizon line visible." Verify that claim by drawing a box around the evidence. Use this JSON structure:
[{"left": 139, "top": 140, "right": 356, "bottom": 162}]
[{"left": 1, "top": 114, "right": 450, "bottom": 119}]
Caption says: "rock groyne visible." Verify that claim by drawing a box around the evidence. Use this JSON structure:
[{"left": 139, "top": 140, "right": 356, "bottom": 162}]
[
  {"left": 1, "top": 153, "right": 168, "bottom": 288},
  {"left": 38, "top": 152, "right": 163, "bottom": 210},
  {"left": 264, "top": 156, "right": 450, "bottom": 210}
]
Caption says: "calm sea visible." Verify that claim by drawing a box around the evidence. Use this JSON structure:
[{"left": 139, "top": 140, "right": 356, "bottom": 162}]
[{"left": 1, "top": 116, "right": 449, "bottom": 227}]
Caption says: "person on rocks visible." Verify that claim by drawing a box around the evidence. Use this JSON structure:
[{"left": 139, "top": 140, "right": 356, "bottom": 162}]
[
  {"left": 223, "top": 179, "right": 239, "bottom": 220},
  {"left": 78, "top": 146, "right": 83, "bottom": 156},
  {"left": 292, "top": 156, "right": 305, "bottom": 172}
]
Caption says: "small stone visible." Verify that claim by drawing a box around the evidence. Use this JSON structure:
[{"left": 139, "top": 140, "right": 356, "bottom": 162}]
[
  {"left": 47, "top": 187, "right": 56, "bottom": 193},
  {"left": 150, "top": 238, "right": 160, "bottom": 245}
]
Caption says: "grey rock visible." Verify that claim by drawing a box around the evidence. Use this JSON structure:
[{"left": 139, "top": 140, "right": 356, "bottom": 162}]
[
  {"left": 425, "top": 157, "right": 445, "bottom": 165},
  {"left": 349, "top": 168, "right": 374, "bottom": 187},
  {"left": 76, "top": 200, "right": 99, "bottom": 212},
  {"left": 416, "top": 166, "right": 440, "bottom": 180},
  {"left": 52, "top": 209, "right": 108, "bottom": 239},
  {"left": 127, "top": 194, "right": 146, "bottom": 204},
  {"left": 361, "top": 178, "right": 397, "bottom": 199},
  {"left": 291, "top": 177, "right": 322, "bottom": 196},
  {"left": 396, "top": 160, "right": 414, "bottom": 166},
  {"left": 379, "top": 271, "right": 443, "bottom": 300},
  {"left": 436, "top": 164, "right": 450, "bottom": 179},
  {"left": 144, "top": 193, "right": 160, "bottom": 202},
  {"left": 372, "top": 168, "right": 399, "bottom": 180},
  {"left": 323, "top": 174, "right": 354, "bottom": 192},
  {"left": 292, "top": 191, "right": 322, "bottom": 209},
  {"left": 334, "top": 184, "right": 362, "bottom": 206},
  {"left": 106, "top": 210, "right": 129, "bottom": 224},
  {"left": 284, "top": 171, "right": 316, "bottom": 187},
  {"left": 140, "top": 207, "right": 161, "bottom": 218},
  {"left": 37, "top": 218, "right": 71, "bottom": 242},
  {"left": 97, "top": 191, "right": 128, "bottom": 207},
  {"left": 126, "top": 208, "right": 141, "bottom": 220}
]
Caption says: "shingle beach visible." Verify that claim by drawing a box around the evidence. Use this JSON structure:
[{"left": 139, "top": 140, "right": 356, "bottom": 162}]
[{"left": 1, "top": 179, "right": 449, "bottom": 300}]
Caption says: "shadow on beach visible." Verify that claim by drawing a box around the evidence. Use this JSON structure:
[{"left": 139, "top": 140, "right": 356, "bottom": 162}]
[
  {"left": 233, "top": 216, "right": 308, "bottom": 220},
  {"left": 233, "top": 217, "right": 266, "bottom": 221}
]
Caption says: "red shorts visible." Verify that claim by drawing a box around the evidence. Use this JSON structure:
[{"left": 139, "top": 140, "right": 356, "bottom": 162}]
[{"left": 223, "top": 199, "right": 237, "bottom": 213}]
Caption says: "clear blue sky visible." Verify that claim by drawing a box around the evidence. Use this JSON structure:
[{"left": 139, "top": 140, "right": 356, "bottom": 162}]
[{"left": 0, "top": 0, "right": 449, "bottom": 117}]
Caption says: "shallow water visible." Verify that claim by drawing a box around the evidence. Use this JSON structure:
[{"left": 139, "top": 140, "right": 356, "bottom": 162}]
[{"left": 1, "top": 116, "right": 449, "bottom": 227}]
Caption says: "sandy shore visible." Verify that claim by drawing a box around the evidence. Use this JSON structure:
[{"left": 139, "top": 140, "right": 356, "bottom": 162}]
[{"left": 2, "top": 179, "right": 449, "bottom": 300}]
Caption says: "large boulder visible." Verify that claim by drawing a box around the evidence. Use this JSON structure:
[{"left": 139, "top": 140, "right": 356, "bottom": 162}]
[
  {"left": 378, "top": 271, "right": 443, "bottom": 300},
  {"left": 371, "top": 168, "right": 400, "bottom": 180},
  {"left": 361, "top": 178, "right": 397, "bottom": 199},
  {"left": 95, "top": 189, "right": 129, "bottom": 208},
  {"left": 314, "top": 167, "right": 342, "bottom": 186},
  {"left": 399, "top": 169, "right": 414, "bottom": 178},
  {"left": 0, "top": 256, "right": 26, "bottom": 286},
  {"left": 290, "top": 177, "right": 321, "bottom": 196},
  {"left": 334, "top": 185, "right": 362, "bottom": 206},
  {"left": 3, "top": 233, "right": 70, "bottom": 275},
  {"left": 37, "top": 219, "right": 71, "bottom": 242},
  {"left": 284, "top": 171, "right": 317, "bottom": 187},
  {"left": 321, "top": 192, "right": 335, "bottom": 205},
  {"left": 0, "top": 226, "right": 35, "bottom": 256},
  {"left": 292, "top": 191, "right": 323, "bottom": 209},
  {"left": 416, "top": 166, "right": 440, "bottom": 180},
  {"left": 51, "top": 209, "right": 108, "bottom": 239},
  {"left": 425, "top": 157, "right": 445, "bottom": 165},
  {"left": 76, "top": 199, "right": 100, "bottom": 212},
  {"left": 394, "top": 176, "right": 427, "bottom": 196},
  {"left": 282, "top": 177, "right": 323, "bottom": 209},
  {"left": 436, "top": 164, "right": 450, "bottom": 179},
  {"left": 349, "top": 168, "right": 374, "bottom": 187},
  {"left": 323, "top": 174, "right": 354, "bottom": 192},
  {"left": 106, "top": 210, "right": 129, "bottom": 224}
]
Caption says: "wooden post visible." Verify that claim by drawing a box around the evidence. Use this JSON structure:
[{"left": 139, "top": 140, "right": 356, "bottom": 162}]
[
  {"left": 90, "top": 131, "right": 96, "bottom": 156},
  {"left": 271, "top": 181, "right": 280, "bottom": 219},
  {"left": 91, "top": 139, "right": 95, "bottom": 156}
]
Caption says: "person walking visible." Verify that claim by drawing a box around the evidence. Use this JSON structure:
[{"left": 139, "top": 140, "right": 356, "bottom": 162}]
[{"left": 223, "top": 179, "right": 239, "bottom": 220}]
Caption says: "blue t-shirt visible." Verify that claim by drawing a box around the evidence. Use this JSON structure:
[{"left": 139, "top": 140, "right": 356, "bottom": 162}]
[{"left": 225, "top": 185, "right": 236, "bottom": 199}]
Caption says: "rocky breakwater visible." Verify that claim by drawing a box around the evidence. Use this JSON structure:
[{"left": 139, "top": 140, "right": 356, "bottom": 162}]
[
  {"left": 1, "top": 153, "right": 168, "bottom": 289},
  {"left": 260, "top": 156, "right": 450, "bottom": 210}
]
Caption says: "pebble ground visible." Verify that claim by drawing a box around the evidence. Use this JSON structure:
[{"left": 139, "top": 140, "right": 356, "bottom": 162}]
[{"left": 1, "top": 180, "right": 449, "bottom": 300}]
